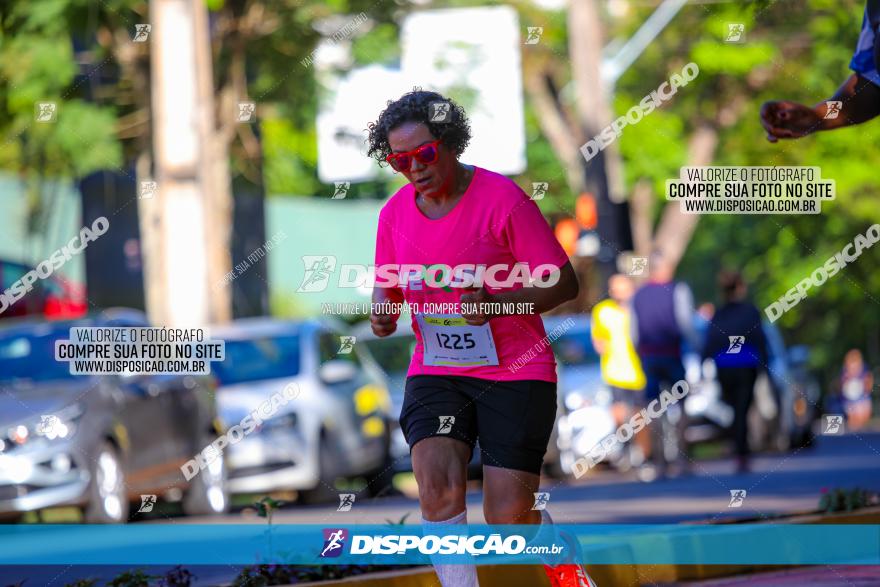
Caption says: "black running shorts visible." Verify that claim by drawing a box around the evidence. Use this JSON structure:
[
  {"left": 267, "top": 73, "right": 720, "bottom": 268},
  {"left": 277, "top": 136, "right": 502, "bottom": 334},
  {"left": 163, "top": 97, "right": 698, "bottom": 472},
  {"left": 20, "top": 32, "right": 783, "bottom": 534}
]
[{"left": 399, "top": 375, "right": 558, "bottom": 475}]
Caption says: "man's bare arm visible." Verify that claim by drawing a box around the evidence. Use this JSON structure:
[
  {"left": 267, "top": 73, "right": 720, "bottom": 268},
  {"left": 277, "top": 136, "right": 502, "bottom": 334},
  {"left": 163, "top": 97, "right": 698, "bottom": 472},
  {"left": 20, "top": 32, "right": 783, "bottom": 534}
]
[{"left": 760, "top": 74, "right": 880, "bottom": 141}]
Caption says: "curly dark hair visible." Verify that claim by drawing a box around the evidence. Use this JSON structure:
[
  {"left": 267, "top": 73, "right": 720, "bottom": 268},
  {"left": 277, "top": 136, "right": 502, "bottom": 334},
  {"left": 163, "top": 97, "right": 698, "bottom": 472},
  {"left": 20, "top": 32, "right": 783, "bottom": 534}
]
[{"left": 366, "top": 89, "right": 472, "bottom": 164}]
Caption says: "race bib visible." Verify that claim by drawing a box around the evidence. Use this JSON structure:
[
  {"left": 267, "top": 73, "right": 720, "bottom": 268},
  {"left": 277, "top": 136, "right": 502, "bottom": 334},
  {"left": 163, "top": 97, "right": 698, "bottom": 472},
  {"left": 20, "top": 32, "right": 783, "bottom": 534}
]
[{"left": 416, "top": 314, "right": 499, "bottom": 367}]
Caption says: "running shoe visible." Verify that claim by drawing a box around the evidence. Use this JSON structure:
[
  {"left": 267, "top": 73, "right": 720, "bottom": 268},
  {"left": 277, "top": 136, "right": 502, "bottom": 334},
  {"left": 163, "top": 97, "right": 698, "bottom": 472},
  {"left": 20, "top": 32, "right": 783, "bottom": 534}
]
[
  {"left": 543, "top": 564, "right": 599, "bottom": 587},
  {"left": 542, "top": 529, "right": 599, "bottom": 586}
]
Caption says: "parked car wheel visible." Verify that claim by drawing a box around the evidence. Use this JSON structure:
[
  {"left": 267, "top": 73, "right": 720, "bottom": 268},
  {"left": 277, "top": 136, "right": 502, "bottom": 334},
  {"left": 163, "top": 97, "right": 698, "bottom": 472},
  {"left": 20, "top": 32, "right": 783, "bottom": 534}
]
[
  {"left": 182, "top": 453, "right": 229, "bottom": 516},
  {"left": 300, "top": 431, "right": 341, "bottom": 504},
  {"left": 83, "top": 442, "right": 128, "bottom": 523}
]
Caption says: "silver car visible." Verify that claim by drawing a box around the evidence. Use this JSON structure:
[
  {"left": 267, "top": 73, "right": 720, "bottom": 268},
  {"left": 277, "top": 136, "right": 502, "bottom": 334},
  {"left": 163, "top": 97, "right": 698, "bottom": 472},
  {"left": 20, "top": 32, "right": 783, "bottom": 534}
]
[
  {"left": 0, "top": 309, "right": 228, "bottom": 523},
  {"left": 210, "top": 318, "right": 392, "bottom": 502}
]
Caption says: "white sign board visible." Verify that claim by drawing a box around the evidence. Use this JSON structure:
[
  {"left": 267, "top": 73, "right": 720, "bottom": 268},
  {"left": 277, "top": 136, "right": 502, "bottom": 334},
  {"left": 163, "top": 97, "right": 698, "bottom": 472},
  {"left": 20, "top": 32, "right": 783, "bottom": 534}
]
[
  {"left": 316, "top": 6, "right": 526, "bottom": 182},
  {"left": 316, "top": 65, "right": 409, "bottom": 183},
  {"left": 400, "top": 6, "right": 526, "bottom": 175}
]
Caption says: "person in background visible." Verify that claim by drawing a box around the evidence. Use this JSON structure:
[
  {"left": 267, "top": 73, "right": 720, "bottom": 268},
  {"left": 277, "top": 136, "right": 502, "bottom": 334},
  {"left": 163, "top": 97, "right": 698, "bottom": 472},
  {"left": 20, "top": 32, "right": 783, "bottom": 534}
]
[
  {"left": 840, "top": 349, "right": 874, "bottom": 430},
  {"left": 631, "top": 251, "right": 700, "bottom": 480},
  {"left": 702, "top": 270, "right": 767, "bottom": 474},
  {"left": 591, "top": 274, "right": 648, "bottom": 468}
]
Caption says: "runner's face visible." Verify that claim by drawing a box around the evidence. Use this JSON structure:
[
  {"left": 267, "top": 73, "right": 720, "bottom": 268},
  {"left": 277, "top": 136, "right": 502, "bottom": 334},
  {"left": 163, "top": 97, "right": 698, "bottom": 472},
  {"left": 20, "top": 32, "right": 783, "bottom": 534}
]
[{"left": 387, "top": 122, "right": 457, "bottom": 199}]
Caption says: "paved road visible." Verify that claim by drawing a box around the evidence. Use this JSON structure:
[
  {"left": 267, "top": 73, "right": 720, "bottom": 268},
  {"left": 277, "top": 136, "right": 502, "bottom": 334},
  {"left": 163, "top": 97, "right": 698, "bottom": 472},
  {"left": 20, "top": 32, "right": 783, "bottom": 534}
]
[
  {"left": 177, "top": 430, "right": 880, "bottom": 526},
  {"left": 3, "top": 432, "right": 877, "bottom": 587},
  {"left": 679, "top": 565, "right": 880, "bottom": 586}
]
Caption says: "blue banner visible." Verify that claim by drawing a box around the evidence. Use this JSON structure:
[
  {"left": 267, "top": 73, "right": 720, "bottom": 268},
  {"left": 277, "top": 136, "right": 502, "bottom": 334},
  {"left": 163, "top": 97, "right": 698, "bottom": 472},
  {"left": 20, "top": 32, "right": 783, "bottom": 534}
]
[{"left": 0, "top": 524, "right": 877, "bottom": 566}]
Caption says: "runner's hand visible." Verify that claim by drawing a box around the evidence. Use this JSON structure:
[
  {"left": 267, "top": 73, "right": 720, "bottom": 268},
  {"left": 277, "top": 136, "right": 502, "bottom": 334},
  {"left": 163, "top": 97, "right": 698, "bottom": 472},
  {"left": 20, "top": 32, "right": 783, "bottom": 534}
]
[
  {"left": 759, "top": 100, "right": 823, "bottom": 142},
  {"left": 460, "top": 287, "right": 493, "bottom": 326},
  {"left": 370, "top": 311, "right": 398, "bottom": 337}
]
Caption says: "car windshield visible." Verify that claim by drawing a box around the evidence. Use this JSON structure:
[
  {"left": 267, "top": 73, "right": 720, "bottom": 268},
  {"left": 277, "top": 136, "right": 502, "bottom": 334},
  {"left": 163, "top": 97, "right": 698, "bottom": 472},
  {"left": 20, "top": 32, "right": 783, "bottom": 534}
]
[
  {"left": 0, "top": 324, "right": 82, "bottom": 384},
  {"left": 212, "top": 335, "right": 300, "bottom": 386},
  {"left": 550, "top": 329, "right": 599, "bottom": 366},
  {"left": 363, "top": 335, "right": 416, "bottom": 375}
]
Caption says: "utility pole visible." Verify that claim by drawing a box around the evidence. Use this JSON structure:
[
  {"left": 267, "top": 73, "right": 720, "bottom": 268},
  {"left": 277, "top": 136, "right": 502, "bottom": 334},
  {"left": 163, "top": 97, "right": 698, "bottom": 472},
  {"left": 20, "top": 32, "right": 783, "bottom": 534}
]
[{"left": 143, "top": 0, "right": 223, "bottom": 327}]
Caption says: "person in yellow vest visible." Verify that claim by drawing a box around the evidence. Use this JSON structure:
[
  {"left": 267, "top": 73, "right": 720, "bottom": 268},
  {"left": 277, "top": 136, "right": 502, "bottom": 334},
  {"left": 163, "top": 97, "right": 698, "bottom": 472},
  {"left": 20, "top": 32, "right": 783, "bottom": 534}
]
[{"left": 591, "top": 274, "right": 649, "bottom": 467}]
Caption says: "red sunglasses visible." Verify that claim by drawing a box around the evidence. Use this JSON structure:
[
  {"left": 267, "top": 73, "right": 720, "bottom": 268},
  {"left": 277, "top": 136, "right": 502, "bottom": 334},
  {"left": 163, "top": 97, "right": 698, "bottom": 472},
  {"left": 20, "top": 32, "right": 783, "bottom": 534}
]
[{"left": 385, "top": 139, "right": 442, "bottom": 172}]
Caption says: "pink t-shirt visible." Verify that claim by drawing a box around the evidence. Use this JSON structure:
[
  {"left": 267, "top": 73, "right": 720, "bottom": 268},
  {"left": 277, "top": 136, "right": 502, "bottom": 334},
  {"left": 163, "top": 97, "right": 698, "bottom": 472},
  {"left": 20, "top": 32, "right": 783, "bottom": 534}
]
[{"left": 374, "top": 166, "right": 570, "bottom": 383}]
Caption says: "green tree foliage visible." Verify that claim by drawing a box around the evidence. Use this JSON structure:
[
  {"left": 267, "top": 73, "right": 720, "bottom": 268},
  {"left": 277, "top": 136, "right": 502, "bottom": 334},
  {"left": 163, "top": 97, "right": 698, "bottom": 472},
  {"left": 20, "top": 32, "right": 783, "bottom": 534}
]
[{"left": 612, "top": 0, "right": 879, "bottom": 383}]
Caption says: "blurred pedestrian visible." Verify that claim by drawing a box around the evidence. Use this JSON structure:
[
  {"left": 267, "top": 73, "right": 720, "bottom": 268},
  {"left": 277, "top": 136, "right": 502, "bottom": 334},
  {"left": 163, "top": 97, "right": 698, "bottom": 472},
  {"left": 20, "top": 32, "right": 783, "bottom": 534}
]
[
  {"left": 760, "top": 1, "right": 880, "bottom": 141},
  {"left": 591, "top": 274, "right": 648, "bottom": 467},
  {"left": 631, "top": 251, "right": 700, "bottom": 479},
  {"left": 840, "top": 349, "right": 874, "bottom": 430},
  {"left": 701, "top": 270, "right": 768, "bottom": 474}
]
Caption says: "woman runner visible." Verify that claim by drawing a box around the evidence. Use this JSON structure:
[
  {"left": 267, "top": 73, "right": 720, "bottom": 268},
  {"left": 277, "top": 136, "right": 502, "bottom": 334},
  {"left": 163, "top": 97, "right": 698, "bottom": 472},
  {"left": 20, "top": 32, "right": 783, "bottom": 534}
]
[{"left": 367, "top": 90, "right": 598, "bottom": 587}]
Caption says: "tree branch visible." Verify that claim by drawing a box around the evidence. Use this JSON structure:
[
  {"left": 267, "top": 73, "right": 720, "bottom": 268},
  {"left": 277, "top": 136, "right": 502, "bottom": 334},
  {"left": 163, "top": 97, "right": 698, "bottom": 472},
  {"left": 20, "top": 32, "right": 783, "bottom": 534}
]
[{"left": 524, "top": 69, "right": 586, "bottom": 195}]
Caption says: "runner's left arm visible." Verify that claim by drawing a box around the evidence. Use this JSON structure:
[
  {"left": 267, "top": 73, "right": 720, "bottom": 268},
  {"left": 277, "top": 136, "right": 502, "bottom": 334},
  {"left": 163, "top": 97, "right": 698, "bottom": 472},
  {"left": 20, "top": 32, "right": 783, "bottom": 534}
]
[{"left": 460, "top": 193, "right": 578, "bottom": 325}]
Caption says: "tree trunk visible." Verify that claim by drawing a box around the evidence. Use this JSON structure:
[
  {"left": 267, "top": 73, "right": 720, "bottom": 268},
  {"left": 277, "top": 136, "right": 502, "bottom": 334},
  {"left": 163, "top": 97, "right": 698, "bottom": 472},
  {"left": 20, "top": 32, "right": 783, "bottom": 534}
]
[
  {"left": 523, "top": 71, "right": 585, "bottom": 196},
  {"left": 650, "top": 124, "right": 718, "bottom": 270},
  {"left": 195, "top": 1, "right": 233, "bottom": 324}
]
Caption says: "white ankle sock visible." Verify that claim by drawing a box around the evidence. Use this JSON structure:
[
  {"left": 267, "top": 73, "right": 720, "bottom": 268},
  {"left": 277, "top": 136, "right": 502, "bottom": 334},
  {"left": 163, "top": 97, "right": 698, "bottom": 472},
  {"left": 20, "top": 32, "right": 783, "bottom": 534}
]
[
  {"left": 531, "top": 509, "right": 567, "bottom": 566},
  {"left": 422, "top": 510, "right": 480, "bottom": 587}
]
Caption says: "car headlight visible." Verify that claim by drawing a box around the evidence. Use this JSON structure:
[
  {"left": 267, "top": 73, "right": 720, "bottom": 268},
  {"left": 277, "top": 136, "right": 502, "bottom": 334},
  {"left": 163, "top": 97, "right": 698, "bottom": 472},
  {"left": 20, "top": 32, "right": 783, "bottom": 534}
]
[
  {"left": 13, "top": 403, "right": 84, "bottom": 445},
  {"left": 564, "top": 391, "right": 588, "bottom": 411},
  {"left": 594, "top": 387, "right": 613, "bottom": 407},
  {"left": 354, "top": 384, "right": 391, "bottom": 416}
]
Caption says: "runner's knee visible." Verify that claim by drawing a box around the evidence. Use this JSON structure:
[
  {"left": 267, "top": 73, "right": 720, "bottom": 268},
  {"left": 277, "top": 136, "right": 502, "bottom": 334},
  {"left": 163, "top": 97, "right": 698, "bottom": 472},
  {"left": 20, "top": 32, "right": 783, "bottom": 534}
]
[
  {"left": 483, "top": 497, "right": 535, "bottom": 524},
  {"left": 417, "top": 475, "right": 466, "bottom": 520}
]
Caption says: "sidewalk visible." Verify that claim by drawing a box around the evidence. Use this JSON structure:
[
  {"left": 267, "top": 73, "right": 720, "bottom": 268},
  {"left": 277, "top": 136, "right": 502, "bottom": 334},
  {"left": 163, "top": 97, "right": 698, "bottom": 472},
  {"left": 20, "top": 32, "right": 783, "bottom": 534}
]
[{"left": 679, "top": 566, "right": 880, "bottom": 586}]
